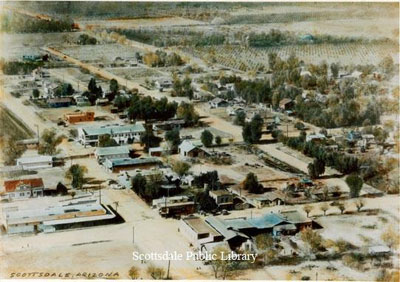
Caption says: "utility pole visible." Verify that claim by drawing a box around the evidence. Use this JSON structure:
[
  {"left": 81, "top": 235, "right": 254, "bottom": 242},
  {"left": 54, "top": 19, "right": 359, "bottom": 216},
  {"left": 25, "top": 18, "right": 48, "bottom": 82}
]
[
  {"left": 132, "top": 225, "right": 135, "bottom": 244},
  {"left": 99, "top": 184, "right": 101, "bottom": 204},
  {"left": 166, "top": 259, "right": 171, "bottom": 279},
  {"left": 34, "top": 124, "right": 39, "bottom": 142}
]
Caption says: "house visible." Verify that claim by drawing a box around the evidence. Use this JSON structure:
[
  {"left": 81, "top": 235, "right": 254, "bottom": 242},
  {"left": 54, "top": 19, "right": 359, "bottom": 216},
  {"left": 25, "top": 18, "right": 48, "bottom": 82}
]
[
  {"left": 64, "top": 111, "right": 95, "bottom": 124},
  {"left": 279, "top": 98, "right": 294, "bottom": 110},
  {"left": 178, "top": 140, "right": 209, "bottom": 158},
  {"left": 23, "top": 54, "right": 42, "bottom": 62},
  {"left": 181, "top": 216, "right": 224, "bottom": 248},
  {"left": 43, "top": 82, "right": 59, "bottom": 98},
  {"left": 209, "top": 98, "right": 229, "bottom": 108},
  {"left": 362, "top": 134, "right": 375, "bottom": 145},
  {"left": 152, "top": 119, "right": 185, "bottom": 131},
  {"left": 2, "top": 178, "right": 45, "bottom": 200},
  {"left": 77, "top": 123, "right": 146, "bottom": 146},
  {"left": 152, "top": 196, "right": 195, "bottom": 218},
  {"left": 117, "top": 167, "right": 180, "bottom": 190},
  {"left": 16, "top": 138, "right": 39, "bottom": 149},
  {"left": 209, "top": 190, "right": 234, "bottom": 210},
  {"left": 148, "top": 147, "right": 165, "bottom": 157},
  {"left": 74, "top": 96, "right": 91, "bottom": 107},
  {"left": 155, "top": 79, "right": 173, "bottom": 90},
  {"left": 248, "top": 192, "right": 286, "bottom": 209},
  {"left": 368, "top": 245, "right": 391, "bottom": 256},
  {"left": 347, "top": 130, "right": 362, "bottom": 143},
  {"left": 103, "top": 157, "right": 160, "bottom": 173},
  {"left": 48, "top": 97, "right": 73, "bottom": 108},
  {"left": 16, "top": 155, "right": 53, "bottom": 170},
  {"left": 306, "top": 133, "right": 326, "bottom": 143},
  {"left": 96, "top": 98, "right": 109, "bottom": 106},
  {"left": 32, "top": 67, "right": 50, "bottom": 79},
  {"left": 94, "top": 145, "right": 132, "bottom": 163}
]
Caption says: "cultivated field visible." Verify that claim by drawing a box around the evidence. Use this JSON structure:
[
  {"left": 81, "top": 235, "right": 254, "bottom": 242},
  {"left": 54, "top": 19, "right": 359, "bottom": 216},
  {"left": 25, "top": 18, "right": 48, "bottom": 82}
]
[{"left": 181, "top": 43, "right": 399, "bottom": 71}]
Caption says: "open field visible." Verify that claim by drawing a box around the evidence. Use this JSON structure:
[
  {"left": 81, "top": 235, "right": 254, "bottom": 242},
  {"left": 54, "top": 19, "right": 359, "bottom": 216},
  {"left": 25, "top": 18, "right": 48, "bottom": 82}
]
[{"left": 0, "top": 32, "right": 83, "bottom": 60}]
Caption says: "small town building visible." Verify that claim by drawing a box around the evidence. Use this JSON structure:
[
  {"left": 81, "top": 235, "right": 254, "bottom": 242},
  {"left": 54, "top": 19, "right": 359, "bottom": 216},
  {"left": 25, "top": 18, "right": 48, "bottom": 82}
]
[
  {"left": 48, "top": 97, "right": 73, "bottom": 108},
  {"left": 306, "top": 133, "right": 326, "bottom": 143},
  {"left": 16, "top": 155, "right": 53, "bottom": 170},
  {"left": 279, "top": 98, "right": 294, "bottom": 110},
  {"left": 155, "top": 79, "right": 173, "bottom": 90},
  {"left": 94, "top": 145, "right": 132, "bottom": 163},
  {"left": 178, "top": 140, "right": 209, "bottom": 158},
  {"left": 152, "top": 119, "right": 185, "bottom": 131},
  {"left": 2, "top": 178, "right": 45, "bottom": 200},
  {"left": 77, "top": 123, "right": 146, "bottom": 146},
  {"left": 209, "top": 190, "right": 234, "bottom": 210},
  {"left": 152, "top": 196, "right": 195, "bottom": 218},
  {"left": 103, "top": 157, "right": 160, "bottom": 173},
  {"left": 3, "top": 197, "right": 117, "bottom": 234},
  {"left": 16, "top": 138, "right": 39, "bottom": 149},
  {"left": 368, "top": 245, "right": 391, "bottom": 256},
  {"left": 74, "top": 96, "right": 91, "bottom": 107},
  {"left": 64, "top": 111, "right": 95, "bottom": 124},
  {"left": 148, "top": 147, "right": 165, "bottom": 157},
  {"left": 180, "top": 216, "right": 224, "bottom": 247},
  {"left": 209, "top": 98, "right": 229, "bottom": 108}
]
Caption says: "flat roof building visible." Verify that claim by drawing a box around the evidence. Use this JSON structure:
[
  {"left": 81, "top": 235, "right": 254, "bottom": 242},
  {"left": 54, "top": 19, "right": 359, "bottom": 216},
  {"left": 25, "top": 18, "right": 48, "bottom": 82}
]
[
  {"left": 78, "top": 123, "right": 145, "bottom": 147},
  {"left": 16, "top": 155, "right": 53, "bottom": 170}
]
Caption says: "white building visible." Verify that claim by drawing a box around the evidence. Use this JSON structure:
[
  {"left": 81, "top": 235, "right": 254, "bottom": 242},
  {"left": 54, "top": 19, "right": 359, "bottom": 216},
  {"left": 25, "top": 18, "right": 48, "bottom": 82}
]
[
  {"left": 78, "top": 123, "right": 146, "bottom": 147},
  {"left": 2, "top": 178, "right": 45, "bottom": 200},
  {"left": 16, "top": 155, "right": 53, "bottom": 170},
  {"left": 94, "top": 145, "right": 132, "bottom": 163}
]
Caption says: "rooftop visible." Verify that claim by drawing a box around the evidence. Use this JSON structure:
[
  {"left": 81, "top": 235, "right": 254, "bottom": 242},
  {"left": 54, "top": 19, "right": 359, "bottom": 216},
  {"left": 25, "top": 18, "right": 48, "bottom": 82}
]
[
  {"left": 104, "top": 157, "right": 160, "bottom": 168},
  {"left": 95, "top": 145, "right": 131, "bottom": 156},
  {"left": 183, "top": 216, "right": 221, "bottom": 237},
  {"left": 4, "top": 178, "right": 44, "bottom": 192},
  {"left": 81, "top": 123, "right": 145, "bottom": 136},
  {"left": 17, "top": 155, "right": 53, "bottom": 164}
]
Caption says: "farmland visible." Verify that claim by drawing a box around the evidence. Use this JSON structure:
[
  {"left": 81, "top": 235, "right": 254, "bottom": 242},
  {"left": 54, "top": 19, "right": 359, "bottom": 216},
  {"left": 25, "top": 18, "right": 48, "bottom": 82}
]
[{"left": 181, "top": 42, "right": 398, "bottom": 70}]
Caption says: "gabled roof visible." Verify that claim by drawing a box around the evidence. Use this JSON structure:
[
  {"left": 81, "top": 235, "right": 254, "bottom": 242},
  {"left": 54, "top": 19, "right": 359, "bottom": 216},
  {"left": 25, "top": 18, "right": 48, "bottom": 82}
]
[
  {"left": 205, "top": 216, "right": 249, "bottom": 241},
  {"left": 4, "top": 178, "right": 44, "bottom": 192},
  {"left": 104, "top": 157, "right": 160, "bottom": 168}
]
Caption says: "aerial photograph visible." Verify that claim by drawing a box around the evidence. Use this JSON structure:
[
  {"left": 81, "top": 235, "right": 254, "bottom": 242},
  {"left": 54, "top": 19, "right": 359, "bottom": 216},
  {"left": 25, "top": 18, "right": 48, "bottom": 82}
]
[{"left": 0, "top": 1, "right": 399, "bottom": 281}]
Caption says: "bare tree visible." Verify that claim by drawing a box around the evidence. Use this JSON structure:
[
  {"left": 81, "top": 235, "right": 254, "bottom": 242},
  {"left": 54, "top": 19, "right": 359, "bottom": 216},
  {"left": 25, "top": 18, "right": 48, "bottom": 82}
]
[
  {"left": 303, "top": 204, "right": 314, "bottom": 217},
  {"left": 320, "top": 202, "right": 329, "bottom": 216},
  {"left": 355, "top": 199, "right": 365, "bottom": 212},
  {"left": 337, "top": 202, "right": 346, "bottom": 214}
]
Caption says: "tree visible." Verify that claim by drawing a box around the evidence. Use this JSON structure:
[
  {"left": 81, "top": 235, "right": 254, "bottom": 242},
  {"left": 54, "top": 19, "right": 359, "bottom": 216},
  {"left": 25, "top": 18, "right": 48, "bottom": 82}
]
[
  {"left": 320, "top": 202, "right": 329, "bottom": 216},
  {"left": 242, "top": 114, "right": 263, "bottom": 144},
  {"left": 177, "top": 102, "right": 199, "bottom": 126},
  {"left": 32, "top": 88, "right": 40, "bottom": 98},
  {"left": 38, "top": 128, "right": 64, "bottom": 155},
  {"left": 300, "top": 228, "right": 323, "bottom": 255},
  {"left": 110, "top": 78, "right": 119, "bottom": 94},
  {"left": 146, "top": 266, "right": 165, "bottom": 280},
  {"left": 243, "top": 172, "right": 263, "bottom": 194},
  {"left": 195, "top": 191, "right": 217, "bottom": 212},
  {"left": 140, "top": 128, "right": 162, "bottom": 152},
  {"left": 346, "top": 174, "right": 363, "bottom": 198},
  {"left": 308, "top": 158, "right": 325, "bottom": 179},
  {"left": 234, "top": 111, "right": 246, "bottom": 126},
  {"left": 381, "top": 226, "right": 399, "bottom": 250},
  {"left": 128, "top": 266, "right": 140, "bottom": 279},
  {"left": 165, "top": 128, "right": 180, "bottom": 152},
  {"left": 171, "top": 160, "right": 190, "bottom": 176},
  {"left": 65, "top": 164, "right": 87, "bottom": 189},
  {"left": 98, "top": 134, "right": 118, "bottom": 147},
  {"left": 215, "top": 136, "right": 222, "bottom": 146},
  {"left": 355, "top": 198, "right": 365, "bottom": 212},
  {"left": 131, "top": 173, "right": 147, "bottom": 197},
  {"left": 255, "top": 234, "right": 274, "bottom": 265},
  {"left": 337, "top": 201, "right": 346, "bottom": 214},
  {"left": 210, "top": 246, "right": 237, "bottom": 279},
  {"left": 330, "top": 63, "right": 339, "bottom": 79},
  {"left": 303, "top": 204, "right": 313, "bottom": 217},
  {"left": 201, "top": 130, "right": 213, "bottom": 147},
  {"left": 2, "top": 136, "right": 25, "bottom": 165}
]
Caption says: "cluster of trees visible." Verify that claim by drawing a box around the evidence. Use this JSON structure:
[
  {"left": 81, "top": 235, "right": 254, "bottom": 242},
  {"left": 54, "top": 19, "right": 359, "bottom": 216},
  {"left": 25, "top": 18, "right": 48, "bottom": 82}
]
[
  {"left": 140, "top": 127, "right": 162, "bottom": 152},
  {"left": 242, "top": 114, "right": 263, "bottom": 144},
  {"left": 1, "top": 61, "right": 43, "bottom": 75},
  {"left": 176, "top": 102, "right": 199, "bottom": 126},
  {"left": 143, "top": 50, "right": 184, "bottom": 67},
  {"left": 54, "top": 83, "right": 74, "bottom": 97},
  {"left": 65, "top": 164, "right": 87, "bottom": 189},
  {"left": 283, "top": 135, "right": 360, "bottom": 175},
  {"left": 78, "top": 34, "right": 97, "bottom": 45},
  {"left": 108, "top": 27, "right": 225, "bottom": 47},
  {"left": 172, "top": 75, "right": 193, "bottom": 99},
  {"left": 131, "top": 173, "right": 163, "bottom": 202},
  {"left": 83, "top": 78, "right": 103, "bottom": 105},
  {"left": 243, "top": 172, "right": 263, "bottom": 194},
  {"left": 165, "top": 128, "right": 180, "bottom": 152},
  {"left": 307, "top": 158, "right": 325, "bottom": 179},
  {"left": 193, "top": 170, "right": 221, "bottom": 190},
  {"left": 345, "top": 174, "right": 363, "bottom": 198},
  {"left": 201, "top": 130, "right": 214, "bottom": 147},
  {"left": 38, "top": 128, "right": 64, "bottom": 155},
  {"left": 234, "top": 79, "right": 272, "bottom": 104},
  {"left": 127, "top": 95, "right": 177, "bottom": 121},
  {"left": 98, "top": 134, "right": 118, "bottom": 147},
  {"left": 1, "top": 12, "right": 73, "bottom": 33},
  {"left": 247, "top": 29, "right": 381, "bottom": 48}
]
